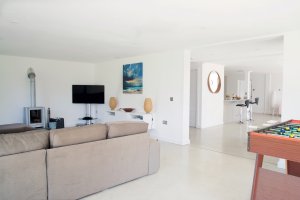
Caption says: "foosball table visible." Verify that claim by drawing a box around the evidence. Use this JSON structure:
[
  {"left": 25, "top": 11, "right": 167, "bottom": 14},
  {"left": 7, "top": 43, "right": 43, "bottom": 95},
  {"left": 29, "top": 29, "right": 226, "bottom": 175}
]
[{"left": 248, "top": 120, "right": 300, "bottom": 200}]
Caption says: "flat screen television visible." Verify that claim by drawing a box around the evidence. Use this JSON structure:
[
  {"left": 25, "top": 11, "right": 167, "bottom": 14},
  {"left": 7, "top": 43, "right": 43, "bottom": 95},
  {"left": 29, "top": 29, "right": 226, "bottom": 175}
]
[{"left": 72, "top": 85, "right": 105, "bottom": 104}]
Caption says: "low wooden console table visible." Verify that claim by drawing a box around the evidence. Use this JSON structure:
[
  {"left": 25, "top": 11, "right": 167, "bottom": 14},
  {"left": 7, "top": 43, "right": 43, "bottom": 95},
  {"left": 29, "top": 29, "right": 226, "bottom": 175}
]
[{"left": 248, "top": 120, "right": 300, "bottom": 200}]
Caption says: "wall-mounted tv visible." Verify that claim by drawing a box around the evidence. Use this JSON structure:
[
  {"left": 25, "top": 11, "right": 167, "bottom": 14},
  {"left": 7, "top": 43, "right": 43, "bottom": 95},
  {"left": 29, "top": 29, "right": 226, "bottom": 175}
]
[{"left": 72, "top": 85, "right": 105, "bottom": 104}]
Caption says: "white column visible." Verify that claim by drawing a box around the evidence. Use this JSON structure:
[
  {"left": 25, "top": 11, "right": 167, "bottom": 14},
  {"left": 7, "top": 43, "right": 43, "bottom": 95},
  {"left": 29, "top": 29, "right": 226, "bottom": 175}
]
[
  {"left": 200, "top": 63, "right": 224, "bottom": 128},
  {"left": 282, "top": 30, "right": 300, "bottom": 120},
  {"left": 181, "top": 50, "right": 191, "bottom": 145},
  {"left": 278, "top": 30, "right": 300, "bottom": 169}
]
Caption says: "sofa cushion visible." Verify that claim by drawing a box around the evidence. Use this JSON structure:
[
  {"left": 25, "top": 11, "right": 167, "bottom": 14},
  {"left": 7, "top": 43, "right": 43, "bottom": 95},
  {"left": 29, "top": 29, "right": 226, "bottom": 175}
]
[
  {"left": 0, "top": 123, "right": 33, "bottom": 134},
  {"left": 106, "top": 121, "right": 148, "bottom": 139},
  {"left": 50, "top": 124, "right": 107, "bottom": 148},
  {"left": 0, "top": 129, "right": 49, "bottom": 157}
]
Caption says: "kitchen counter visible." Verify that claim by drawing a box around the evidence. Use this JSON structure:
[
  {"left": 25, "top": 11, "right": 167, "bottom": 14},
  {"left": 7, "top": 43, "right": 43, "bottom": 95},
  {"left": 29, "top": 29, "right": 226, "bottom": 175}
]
[{"left": 224, "top": 99, "right": 248, "bottom": 123}]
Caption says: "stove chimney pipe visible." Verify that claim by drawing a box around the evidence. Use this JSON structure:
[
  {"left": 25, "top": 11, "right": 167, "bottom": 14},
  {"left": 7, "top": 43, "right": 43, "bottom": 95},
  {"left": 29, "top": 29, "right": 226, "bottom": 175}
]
[{"left": 27, "top": 67, "right": 36, "bottom": 107}]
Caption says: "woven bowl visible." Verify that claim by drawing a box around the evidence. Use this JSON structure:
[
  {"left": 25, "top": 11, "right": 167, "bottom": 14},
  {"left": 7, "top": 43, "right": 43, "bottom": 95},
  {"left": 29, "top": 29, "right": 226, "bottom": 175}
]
[{"left": 122, "top": 108, "right": 135, "bottom": 112}]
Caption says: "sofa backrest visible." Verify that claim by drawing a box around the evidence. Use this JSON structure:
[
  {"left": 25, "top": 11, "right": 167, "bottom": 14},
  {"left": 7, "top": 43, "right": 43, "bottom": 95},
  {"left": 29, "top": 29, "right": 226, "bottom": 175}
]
[
  {"left": 50, "top": 124, "right": 107, "bottom": 148},
  {"left": 0, "top": 129, "right": 49, "bottom": 157},
  {"left": 106, "top": 121, "right": 148, "bottom": 139},
  {"left": 0, "top": 123, "right": 33, "bottom": 134}
]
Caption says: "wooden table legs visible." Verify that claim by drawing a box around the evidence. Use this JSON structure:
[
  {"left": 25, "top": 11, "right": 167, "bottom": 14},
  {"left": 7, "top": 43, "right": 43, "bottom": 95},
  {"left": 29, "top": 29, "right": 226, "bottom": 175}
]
[
  {"left": 251, "top": 154, "right": 300, "bottom": 200},
  {"left": 251, "top": 154, "right": 263, "bottom": 200}
]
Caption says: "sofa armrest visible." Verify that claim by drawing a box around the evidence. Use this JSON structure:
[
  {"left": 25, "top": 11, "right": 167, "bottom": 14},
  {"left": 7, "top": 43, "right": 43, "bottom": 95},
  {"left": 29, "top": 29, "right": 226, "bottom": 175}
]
[
  {"left": 148, "top": 139, "right": 160, "bottom": 175},
  {"left": 0, "top": 150, "right": 47, "bottom": 200}
]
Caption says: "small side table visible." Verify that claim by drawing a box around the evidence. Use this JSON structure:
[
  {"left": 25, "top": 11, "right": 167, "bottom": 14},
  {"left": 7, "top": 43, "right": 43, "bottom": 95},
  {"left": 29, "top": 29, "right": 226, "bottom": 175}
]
[{"left": 79, "top": 117, "right": 98, "bottom": 125}]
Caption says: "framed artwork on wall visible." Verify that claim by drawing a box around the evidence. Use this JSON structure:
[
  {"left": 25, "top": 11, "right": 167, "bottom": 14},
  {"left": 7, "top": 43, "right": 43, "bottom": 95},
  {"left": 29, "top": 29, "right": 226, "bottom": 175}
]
[{"left": 123, "top": 62, "right": 143, "bottom": 94}]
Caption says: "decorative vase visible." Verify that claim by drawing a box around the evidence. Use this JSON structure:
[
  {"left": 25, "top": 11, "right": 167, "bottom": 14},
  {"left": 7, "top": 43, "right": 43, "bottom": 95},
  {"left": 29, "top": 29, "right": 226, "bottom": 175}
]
[
  {"left": 109, "top": 97, "right": 117, "bottom": 110},
  {"left": 144, "top": 98, "right": 152, "bottom": 113}
]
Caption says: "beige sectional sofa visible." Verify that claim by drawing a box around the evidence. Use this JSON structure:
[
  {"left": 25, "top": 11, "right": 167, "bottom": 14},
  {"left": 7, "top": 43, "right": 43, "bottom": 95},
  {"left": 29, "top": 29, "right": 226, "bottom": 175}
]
[{"left": 0, "top": 122, "right": 160, "bottom": 200}]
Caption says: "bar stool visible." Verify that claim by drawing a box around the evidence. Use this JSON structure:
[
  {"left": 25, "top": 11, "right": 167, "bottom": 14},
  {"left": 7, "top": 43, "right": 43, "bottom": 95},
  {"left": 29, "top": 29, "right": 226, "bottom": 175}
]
[
  {"left": 249, "top": 97, "right": 259, "bottom": 121},
  {"left": 236, "top": 100, "right": 250, "bottom": 123}
]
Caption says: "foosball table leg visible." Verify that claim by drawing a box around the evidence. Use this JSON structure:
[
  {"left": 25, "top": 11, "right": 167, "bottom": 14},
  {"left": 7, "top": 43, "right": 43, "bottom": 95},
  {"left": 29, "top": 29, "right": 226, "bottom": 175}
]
[{"left": 251, "top": 154, "right": 264, "bottom": 200}]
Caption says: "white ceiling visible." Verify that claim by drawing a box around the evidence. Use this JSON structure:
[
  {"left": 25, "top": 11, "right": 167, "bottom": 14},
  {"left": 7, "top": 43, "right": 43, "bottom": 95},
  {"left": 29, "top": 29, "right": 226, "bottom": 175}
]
[
  {"left": 0, "top": 0, "right": 299, "bottom": 63},
  {"left": 191, "top": 36, "right": 283, "bottom": 73}
]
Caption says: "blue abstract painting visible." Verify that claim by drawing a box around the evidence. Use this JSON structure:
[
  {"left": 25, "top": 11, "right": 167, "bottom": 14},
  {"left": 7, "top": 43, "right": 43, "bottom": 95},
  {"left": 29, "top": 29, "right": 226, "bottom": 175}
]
[{"left": 123, "top": 62, "right": 143, "bottom": 94}]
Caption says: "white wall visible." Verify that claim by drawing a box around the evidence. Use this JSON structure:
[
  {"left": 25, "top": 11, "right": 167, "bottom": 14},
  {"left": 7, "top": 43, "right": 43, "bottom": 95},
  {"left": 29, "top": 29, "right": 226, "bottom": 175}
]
[
  {"left": 251, "top": 72, "right": 266, "bottom": 113},
  {"left": 0, "top": 55, "right": 95, "bottom": 127},
  {"left": 250, "top": 72, "right": 283, "bottom": 114},
  {"left": 282, "top": 30, "right": 300, "bottom": 120},
  {"left": 94, "top": 50, "right": 191, "bottom": 145},
  {"left": 224, "top": 71, "right": 245, "bottom": 98},
  {"left": 197, "top": 63, "right": 224, "bottom": 128},
  {"left": 270, "top": 73, "right": 282, "bottom": 93},
  {"left": 224, "top": 71, "right": 282, "bottom": 115},
  {"left": 264, "top": 72, "right": 282, "bottom": 114}
]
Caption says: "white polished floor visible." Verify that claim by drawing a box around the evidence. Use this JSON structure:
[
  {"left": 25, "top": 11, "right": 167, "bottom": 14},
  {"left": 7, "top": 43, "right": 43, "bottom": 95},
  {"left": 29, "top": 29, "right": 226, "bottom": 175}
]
[{"left": 84, "top": 114, "right": 281, "bottom": 200}]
